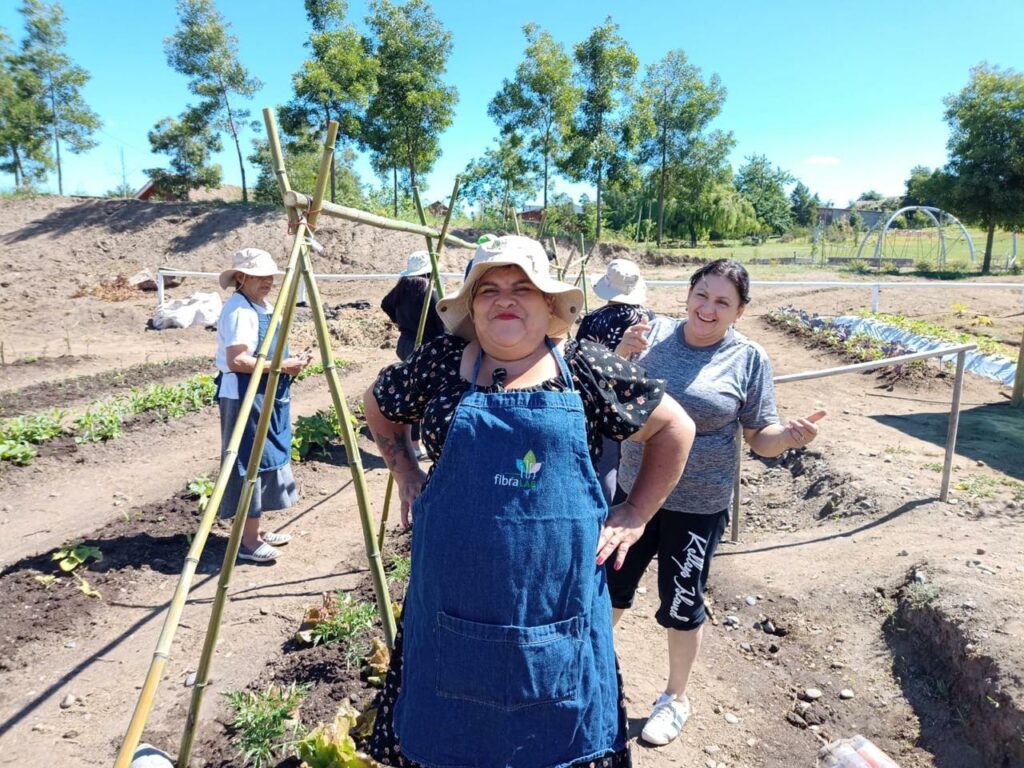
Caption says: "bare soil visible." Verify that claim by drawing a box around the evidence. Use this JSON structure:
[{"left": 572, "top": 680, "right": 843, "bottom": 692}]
[{"left": 0, "top": 197, "right": 1022, "bottom": 768}]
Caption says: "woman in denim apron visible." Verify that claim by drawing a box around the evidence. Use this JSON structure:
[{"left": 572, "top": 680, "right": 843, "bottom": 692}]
[
  {"left": 215, "top": 248, "right": 309, "bottom": 563},
  {"left": 364, "top": 236, "right": 695, "bottom": 768}
]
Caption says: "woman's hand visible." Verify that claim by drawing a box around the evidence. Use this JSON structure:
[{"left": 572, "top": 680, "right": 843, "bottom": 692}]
[
  {"left": 280, "top": 356, "right": 307, "bottom": 377},
  {"left": 395, "top": 467, "right": 428, "bottom": 529},
  {"left": 784, "top": 409, "right": 827, "bottom": 449},
  {"left": 596, "top": 501, "right": 649, "bottom": 571},
  {"left": 614, "top": 320, "right": 650, "bottom": 359}
]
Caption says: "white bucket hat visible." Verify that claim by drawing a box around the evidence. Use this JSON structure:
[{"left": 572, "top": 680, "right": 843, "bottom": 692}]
[
  {"left": 400, "top": 250, "right": 433, "bottom": 277},
  {"left": 592, "top": 258, "right": 646, "bottom": 304},
  {"left": 436, "top": 235, "right": 584, "bottom": 341},
  {"left": 218, "top": 248, "right": 284, "bottom": 289}
]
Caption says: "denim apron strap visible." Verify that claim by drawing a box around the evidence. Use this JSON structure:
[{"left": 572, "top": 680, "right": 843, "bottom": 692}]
[
  {"left": 234, "top": 294, "right": 292, "bottom": 475},
  {"left": 396, "top": 339, "right": 621, "bottom": 768}
]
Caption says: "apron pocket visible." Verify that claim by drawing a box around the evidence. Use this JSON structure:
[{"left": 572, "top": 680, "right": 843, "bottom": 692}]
[{"left": 435, "top": 612, "right": 582, "bottom": 711}]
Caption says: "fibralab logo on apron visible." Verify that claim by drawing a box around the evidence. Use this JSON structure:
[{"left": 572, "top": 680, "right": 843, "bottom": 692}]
[{"left": 493, "top": 449, "right": 543, "bottom": 489}]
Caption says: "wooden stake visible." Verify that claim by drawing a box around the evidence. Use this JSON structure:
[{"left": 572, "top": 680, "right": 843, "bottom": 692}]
[
  {"left": 1012, "top": 324, "right": 1024, "bottom": 407},
  {"left": 284, "top": 190, "right": 474, "bottom": 250}
]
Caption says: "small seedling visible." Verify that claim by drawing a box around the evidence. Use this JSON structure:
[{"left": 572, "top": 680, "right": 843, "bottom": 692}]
[
  {"left": 51, "top": 541, "right": 104, "bottom": 598},
  {"left": 308, "top": 591, "right": 377, "bottom": 666},
  {"left": 187, "top": 474, "right": 215, "bottom": 512},
  {"left": 387, "top": 555, "right": 411, "bottom": 586},
  {"left": 223, "top": 682, "right": 310, "bottom": 768},
  {"left": 951, "top": 303, "right": 969, "bottom": 318}
]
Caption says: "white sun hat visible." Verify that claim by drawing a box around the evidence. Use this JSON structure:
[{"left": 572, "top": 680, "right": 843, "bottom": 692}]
[
  {"left": 436, "top": 235, "right": 584, "bottom": 341},
  {"left": 218, "top": 248, "right": 284, "bottom": 289},
  {"left": 400, "top": 250, "right": 433, "bottom": 277},
  {"left": 592, "top": 258, "right": 647, "bottom": 304}
]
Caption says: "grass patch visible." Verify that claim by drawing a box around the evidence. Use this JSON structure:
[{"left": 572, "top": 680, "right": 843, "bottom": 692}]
[{"left": 387, "top": 554, "right": 411, "bottom": 586}]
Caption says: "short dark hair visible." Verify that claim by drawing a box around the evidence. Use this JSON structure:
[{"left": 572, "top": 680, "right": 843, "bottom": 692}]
[{"left": 689, "top": 259, "right": 751, "bottom": 305}]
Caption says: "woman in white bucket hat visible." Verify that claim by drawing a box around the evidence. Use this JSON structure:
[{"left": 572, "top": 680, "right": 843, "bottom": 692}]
[
  {"left": 579, "top": 258, "right": 655, "bottom": 503},
  {"left": 362, "top": 235, "right": 695, "bottom": 768},
  {"left": 214, "top": 248, "right": 309, "bottom": 563},
  {"left": 380, "top": 251, "right": 446, "bottom": 460}
]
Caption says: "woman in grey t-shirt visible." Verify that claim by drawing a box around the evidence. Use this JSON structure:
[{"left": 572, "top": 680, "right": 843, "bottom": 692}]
[{"left": 610, "top": 259, "right": 826, "bottom": 747}]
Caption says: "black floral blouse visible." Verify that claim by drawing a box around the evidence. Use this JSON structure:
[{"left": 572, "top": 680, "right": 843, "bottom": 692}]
[
  {"left": 372, "top": 334, "right": 665, "bottom": 468},
  {"left": 368, "top": 333, "right": 661, "bottom": 768},
  {"left": 577, "top": 303, "right": 654, "bottom": 351}
]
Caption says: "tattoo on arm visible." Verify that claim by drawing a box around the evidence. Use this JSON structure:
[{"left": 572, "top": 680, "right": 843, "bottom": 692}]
[{"left": 375, "top": 431, "right": 411, "bottom": 472}]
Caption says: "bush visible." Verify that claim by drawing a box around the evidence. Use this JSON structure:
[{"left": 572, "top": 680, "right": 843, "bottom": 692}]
[{"left": 224, "top": 683, "right": 310, "bottom": 768}]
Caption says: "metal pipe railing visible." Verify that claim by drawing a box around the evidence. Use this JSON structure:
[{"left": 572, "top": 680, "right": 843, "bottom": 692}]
[{"left": 730, "top": 342, "right": 976, "bottom": 543}]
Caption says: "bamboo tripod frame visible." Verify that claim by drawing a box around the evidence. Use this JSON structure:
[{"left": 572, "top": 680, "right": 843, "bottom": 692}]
[{"left": 114, "top": 111, "right": 468, "bottom": 768}]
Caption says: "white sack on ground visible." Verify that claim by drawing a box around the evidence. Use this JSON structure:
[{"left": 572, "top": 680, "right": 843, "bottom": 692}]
[{"left": 151, "top": 292, "right": 223, "bottom": 330}]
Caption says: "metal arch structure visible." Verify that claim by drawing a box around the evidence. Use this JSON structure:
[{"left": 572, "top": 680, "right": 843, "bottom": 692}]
[{"left": 854, "top": 206, "right": 976, "bottom": 266}]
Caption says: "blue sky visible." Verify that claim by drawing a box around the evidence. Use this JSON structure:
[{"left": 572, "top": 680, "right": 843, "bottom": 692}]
[{"left": 2, "top": 0, "right": 1022, "bottom": 207}]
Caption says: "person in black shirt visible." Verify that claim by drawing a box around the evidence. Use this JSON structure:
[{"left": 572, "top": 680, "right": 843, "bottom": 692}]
[
  {"left": 380, "top": 251, "right": 446, "bottom": 458},
  {"left": 578, "top": 258, "right": 653, "bottom": 502}
]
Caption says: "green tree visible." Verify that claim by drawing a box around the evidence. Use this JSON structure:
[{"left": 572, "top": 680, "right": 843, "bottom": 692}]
[
  {"left": 15, "top": 0, "right": 100, "bottom": 195},
  {"left": 0, "top": 26, "right": 52, "bottom": 188},
  {"left": 665, "top": 130, "right": 736, "bottom": 245},
  {"left": 789, "top": 181, "right": 820, "bottom": 227},
  {"left": 488, "top": 23, "right": 578, "bottom": 211},
  {"left": 145, "top": 112, "right": 222, "bottom": 199},
  {"left": 941, "top": 63, "right": 1024, "bottom": 273},
  {"left": 281, "top": 0, "right": 377, "bottom": 203},
  {"left": 363, "top": 0, "right": 457, "bottom": 214},
  {"left": 250, "top": 136, "right": 362, "bottom": 206},
  {"left": 461, "top": 133, "right": 537, "bottom": 226},
  {"left": 559, "top": 18, "right": 639, "bottom": 241},
  {"left": 165, "top": 0, "right": 262, "bottom": 201},
  {"left": 634, "top": 49, "right": 725, "bottom": 245},
  {"left": 736, "top": 154, "right": 794, "bottom": 235}
]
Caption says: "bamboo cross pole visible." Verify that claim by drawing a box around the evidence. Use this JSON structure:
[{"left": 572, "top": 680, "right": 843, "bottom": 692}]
[
  {"left": 177, "top": 240, "right": 306, "bottom": 766},
  {"left": 412, "top": 187, "right": 445, "bottom": 298},
  {"left": 113, "top": 174, "right": 309, "bottom": 768},
  {"left": 379, "top": 177, "right": 462, "bottom": 545},
  {"left": 270, "top": 118, "right": 397, "bottom": 649},
  {"left": 283, "top": 190, "right": 475, "bottom": 250},
  {"left": 177, "top": 122, "right": 339, "bottom": 767},
  {"left": 298, "top": 243, "right": 397, "bottom": 647},
  {"left": 265, "top": 109, "right": 299, "bottom": 232}
]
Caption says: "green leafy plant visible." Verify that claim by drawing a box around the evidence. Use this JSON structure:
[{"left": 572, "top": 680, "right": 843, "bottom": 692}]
[
  {"left": 0, "top": 409, "right": 67, "bottom": 465},
  {"left": 292, "top": 409, "right": 342, "bottom": 460},
  {"left": 294, "top": 704, "right": 371, "bottom": 768},
  {"left": 74, "top": 401, "right": 125, "bottom": 443},
  {"left": 224, "top": 682, "right": 310, "bottom": 768},
  {"left": 310, "top": 591, "right": 377, "bottom": 666},
  {"left": 187, "top": 474, "right": 215, "bottom": 512},
  {"left": 387, "top": 555, "right": 411, "bottom": 586},
  {"left": 52, "top": 541, "right": 104, "bottom": 598}
]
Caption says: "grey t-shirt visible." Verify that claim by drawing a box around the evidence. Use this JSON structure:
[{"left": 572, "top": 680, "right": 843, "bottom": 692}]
[{"left": 619, "top": 316, "right": 779, "bottom": 514}]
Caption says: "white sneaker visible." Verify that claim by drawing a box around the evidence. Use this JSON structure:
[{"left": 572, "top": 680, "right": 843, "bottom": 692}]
[{"left": 641, "top": 692, "right": 691, "bottom": 746}]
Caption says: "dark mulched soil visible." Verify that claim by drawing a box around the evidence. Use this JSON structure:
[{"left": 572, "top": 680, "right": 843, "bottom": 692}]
[
  {"left": 0, "top": 484, "right": 220, "bottom": 673},
  {"left": 0, "top": 356, "right": 211, "bottom": 417}
]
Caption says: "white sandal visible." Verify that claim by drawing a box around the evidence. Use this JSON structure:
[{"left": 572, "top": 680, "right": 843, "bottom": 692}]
[
  {"left": 238, "top": 542, "right": 280, "bottom": 563},
  {"left": 261, "top": 531, "right": 292, "bottom": 546}
]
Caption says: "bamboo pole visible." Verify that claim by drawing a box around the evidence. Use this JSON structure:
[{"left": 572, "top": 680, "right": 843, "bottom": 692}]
[
  {"left": 113, "top": 161, "right": 308, "bottom": 768},
  {"left": 299, "top": 243, "right": 397, "bottom": 648},
  {"left": 177, "top": 123, "right": 339, "bottom": 767},
  {"left": 284, "top": 190, "right": 474, "bottom": 250},
  {"left": 512, "top": 207, "right": 521, "bottom": 236},
  {"left": 264, "top": 108, "right": 299, "bottom": 232},
  {"left": 1012, "top": 324, "right": 1024, "bottom": 407}
]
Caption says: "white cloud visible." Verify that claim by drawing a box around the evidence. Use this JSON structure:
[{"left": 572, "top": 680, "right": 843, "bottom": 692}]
[{"left": 805, "top": 155, "right": 841, "bottom": 166}]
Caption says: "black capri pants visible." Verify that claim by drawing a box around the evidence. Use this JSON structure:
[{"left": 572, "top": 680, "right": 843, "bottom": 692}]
[{"left": 606, "top": 486, "right": 729, "bottom": 631}]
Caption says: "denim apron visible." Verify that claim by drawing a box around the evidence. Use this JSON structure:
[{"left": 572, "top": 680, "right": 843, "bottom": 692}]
[
  {"left": 217, "top": 294, "right": 292, "bottom": 475},
  {"left": 396, "top": 339, "right": 623, "bottom": 768}
]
